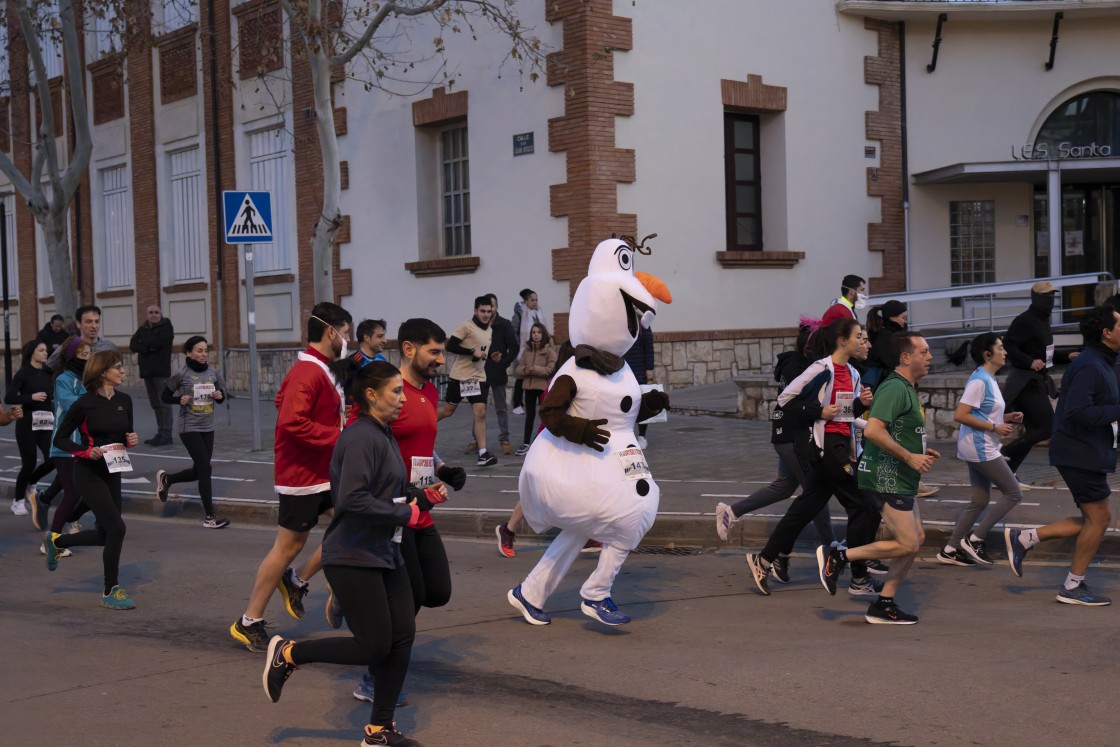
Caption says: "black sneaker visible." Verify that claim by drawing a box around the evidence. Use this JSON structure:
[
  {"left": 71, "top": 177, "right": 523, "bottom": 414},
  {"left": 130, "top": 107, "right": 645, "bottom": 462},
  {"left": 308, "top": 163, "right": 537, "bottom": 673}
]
[
  {"left": 278, "top": 567, "right": 308, "bottom": 620},
  {"left": 744, "top": 553, "right": 770, "bottom": 596},
  {"left": 230, "top": 618, "right": 271, "bottom": 652},
  {"left": 262, "top": 636, "right": 297, "bottom": 703},
  {"left": 865, "top": 600, "right": 919, "bottom": 625},
  {"left": 155, "top": 470, "right": 170, "bottom": 503},
  {"left": 864, "top": 559, "right": 889, "bottom": 575},
  {"left": 936, "top": 547, "right": 976, "bottom": 567},
  {"left": 816, "top": 544, "right": 845, "bottom": 596},
  {"left": 362, "top": 723, "right": 421, "bottom": 746},
  {"left": 960, "top": 537, "right": 994, "bottom": 565},
  {"left": 769, "top": 555, "right": 791, "bottom": 584},
  {"left": 477, "top": 451, "right": 497, "bottom": 467}
]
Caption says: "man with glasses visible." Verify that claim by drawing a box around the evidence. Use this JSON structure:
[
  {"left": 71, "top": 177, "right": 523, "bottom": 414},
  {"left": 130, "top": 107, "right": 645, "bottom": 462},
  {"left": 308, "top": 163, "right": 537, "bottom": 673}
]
[{"left": 231, "top": 302, "right": 353, "bottom": 652}]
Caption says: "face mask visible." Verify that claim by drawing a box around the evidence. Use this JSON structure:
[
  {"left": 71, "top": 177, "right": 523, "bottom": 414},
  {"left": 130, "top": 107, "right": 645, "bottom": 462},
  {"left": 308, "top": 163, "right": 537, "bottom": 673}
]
[
  {"left": 1031, "top": 292, "right": 1055, "bottom": 313},
  {"left": 854, "top": 293, "right": 868, "bottom": 310},
  {"left": 67, "top": 357, "right": 87, "bottom": 376},
  {"left": 339, "top": 341, "right": 350, "bottom": 360}
]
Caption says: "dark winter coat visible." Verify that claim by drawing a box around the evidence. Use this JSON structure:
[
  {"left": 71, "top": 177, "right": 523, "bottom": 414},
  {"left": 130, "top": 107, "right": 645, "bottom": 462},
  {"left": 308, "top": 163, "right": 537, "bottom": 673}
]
[
  {"left": 129, "top": 318, "right": 175, "bottom": 379},
  {"left": 484, "top": 314, "right": 518, "bottom": 387}
]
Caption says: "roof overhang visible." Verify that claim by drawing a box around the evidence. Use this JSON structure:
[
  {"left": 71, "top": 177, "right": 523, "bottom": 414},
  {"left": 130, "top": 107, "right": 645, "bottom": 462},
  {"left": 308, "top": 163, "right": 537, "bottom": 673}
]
[
  {"left": 836, "top": 1, "right": 1120, "bottom": 23},
  {"left": 912, "top": 157, "right": 1120, "bottom": 185}
]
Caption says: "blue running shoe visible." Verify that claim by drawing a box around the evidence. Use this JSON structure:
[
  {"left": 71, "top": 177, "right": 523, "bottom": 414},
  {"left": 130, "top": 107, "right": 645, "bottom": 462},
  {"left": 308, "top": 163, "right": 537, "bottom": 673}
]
[
  {"left": 100, "top": 586, "right": 136, "bottom": 610},
  {"left": 45, "top": 532, "right": 62, "bottom": 572},
  {"left": 507, "top": 584, "right": 551, "bottom": 625},
  {"left": 580, "top": 597, "right": 631, "bottom": 626},
  {"left": 1056, "top": 582, "right": 1111, "bottom": 606},
  {"left": 353, "top": 673, "right": 408, "bottom": 706},
  {"left": 1004, "top": 528, "right": 1030, "bottom": 578}
]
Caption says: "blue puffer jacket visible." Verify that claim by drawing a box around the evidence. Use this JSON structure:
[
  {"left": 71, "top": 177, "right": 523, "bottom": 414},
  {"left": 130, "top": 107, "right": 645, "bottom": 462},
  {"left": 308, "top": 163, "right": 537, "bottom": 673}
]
[
  {"left": 49, "top": 370, "right": 86, "bottom": 459},
  {"left": 1050, "top": 345, "right": 1120, "bottom": 473}
]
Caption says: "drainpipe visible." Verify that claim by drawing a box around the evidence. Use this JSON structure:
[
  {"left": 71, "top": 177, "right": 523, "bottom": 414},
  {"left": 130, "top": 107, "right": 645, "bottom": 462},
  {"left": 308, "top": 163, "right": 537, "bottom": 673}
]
[
  {"left": 206, "top": 0, "right": 229, "bottom": 422},
  {"left": 899, "top": 22, "right": 911, "bottom": 295}
]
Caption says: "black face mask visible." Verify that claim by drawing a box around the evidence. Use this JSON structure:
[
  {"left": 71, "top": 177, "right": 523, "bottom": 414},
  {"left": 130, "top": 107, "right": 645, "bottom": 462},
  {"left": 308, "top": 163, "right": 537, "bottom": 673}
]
[
  {"left": 66, "top": 358, "right": 87, "bottom": 377},
  {"left": 1031, "top": 292, "right": 1055, "bottom": 313},
  {"left": 185, "top": 357, "right": 209, "bottom": 372}
]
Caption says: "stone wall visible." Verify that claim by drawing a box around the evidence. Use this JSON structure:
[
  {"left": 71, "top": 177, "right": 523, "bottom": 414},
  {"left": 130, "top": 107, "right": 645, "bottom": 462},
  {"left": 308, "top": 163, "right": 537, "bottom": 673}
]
[{"left": 653, "top": 333, "right": 796, "bottom": 389}]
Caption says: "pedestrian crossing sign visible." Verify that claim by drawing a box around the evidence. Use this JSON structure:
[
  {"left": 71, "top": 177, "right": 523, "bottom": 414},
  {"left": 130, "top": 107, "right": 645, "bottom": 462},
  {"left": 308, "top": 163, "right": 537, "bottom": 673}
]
[{"left": 223, "top": 191, "right": 273, "bottom": 244}]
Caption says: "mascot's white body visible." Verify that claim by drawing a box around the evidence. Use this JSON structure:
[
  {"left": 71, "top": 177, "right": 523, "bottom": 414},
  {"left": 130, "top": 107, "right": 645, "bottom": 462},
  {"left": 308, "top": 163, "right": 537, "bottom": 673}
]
[{"left": 515, "top": 238, "right": 670, "bottom": 619}]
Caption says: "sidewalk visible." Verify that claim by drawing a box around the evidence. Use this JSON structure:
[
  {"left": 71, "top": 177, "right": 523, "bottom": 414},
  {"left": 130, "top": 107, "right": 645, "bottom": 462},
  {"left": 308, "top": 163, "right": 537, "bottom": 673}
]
[{"left": 3, "top": 382, "right": 1118, "bottom": 560}]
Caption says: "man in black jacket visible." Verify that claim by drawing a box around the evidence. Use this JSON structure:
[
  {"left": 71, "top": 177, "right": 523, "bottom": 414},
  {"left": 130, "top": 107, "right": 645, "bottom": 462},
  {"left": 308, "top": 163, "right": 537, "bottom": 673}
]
[
  {"left": 484, "top": 294, "right": 518, "bottom": 456},
  {"left": 1001, "top": 281, "right": 1058, "bottom": 477},
  {"left": 130, "top": 305, "right": 175, "bottom": 446},
  {"left": 36, "top": 314, "right": 70, "bottom": 354}
]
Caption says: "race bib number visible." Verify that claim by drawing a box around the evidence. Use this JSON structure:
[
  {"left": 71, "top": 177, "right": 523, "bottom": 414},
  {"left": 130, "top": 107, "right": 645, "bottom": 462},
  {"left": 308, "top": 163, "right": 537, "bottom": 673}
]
[
  {"left": 834, "top": 391, "right": 855, "bottom": 423},
  {"left": 392, "top": 497, "right": 406, "bottom": 543},
  {"left": 31, "top": 410, "right": 55, "bottom": 431},
  {"left": 102, "top": 443, "right": 133, "bottom": 473},
  {"left": 1045, "top": 344, "right": 1055, "bottom": 369},
  {"left": 410, "top": 456, "right": 435, "bottom": 488},
  {"left": 618, "top": 447, "right": 652, "bottom": 481},
  {"left": 459, "top": 379, "right": 482, "bottom": 398},
  {"left": 192, "top": 383, "right": 215, "bottom": 413}
]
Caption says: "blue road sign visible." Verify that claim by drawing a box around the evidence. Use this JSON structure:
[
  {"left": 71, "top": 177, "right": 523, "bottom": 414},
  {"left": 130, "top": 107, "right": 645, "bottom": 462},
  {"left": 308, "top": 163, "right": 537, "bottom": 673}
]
[{"left": 223, "top": 191, "right": 273, "bottom": 244}]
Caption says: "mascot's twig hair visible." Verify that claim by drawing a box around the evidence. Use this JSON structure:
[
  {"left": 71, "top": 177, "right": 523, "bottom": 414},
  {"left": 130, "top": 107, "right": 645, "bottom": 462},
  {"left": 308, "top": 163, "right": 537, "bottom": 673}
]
[{"left": 614, "top": 232, "right": 658, "bottom": 255}]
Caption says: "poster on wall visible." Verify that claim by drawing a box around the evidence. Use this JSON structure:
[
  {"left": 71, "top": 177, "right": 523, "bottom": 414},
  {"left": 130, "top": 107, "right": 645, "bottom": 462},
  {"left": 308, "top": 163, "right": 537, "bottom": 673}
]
[{"left": 1064, "top": 230, "right": 1084, "bottom": 257}]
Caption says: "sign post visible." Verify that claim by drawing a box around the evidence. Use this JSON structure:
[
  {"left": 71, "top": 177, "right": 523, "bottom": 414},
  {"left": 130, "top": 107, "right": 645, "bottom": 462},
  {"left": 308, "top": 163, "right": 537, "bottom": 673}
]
[{"left": 223, "top": 191, "right": 273, "bottom": 452}]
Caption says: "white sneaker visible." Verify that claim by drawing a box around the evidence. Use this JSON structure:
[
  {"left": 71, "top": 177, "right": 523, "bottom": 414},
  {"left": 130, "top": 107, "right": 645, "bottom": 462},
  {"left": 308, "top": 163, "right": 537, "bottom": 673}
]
[
  {"left": 916, "top": 481, "right": 939, "bottom": 498},
  {"left": 69, "top": 522, "right": 83, "bottom": 534},
  {"left": 39, "top": 542, "right": 73, "bottom": 558},
  {"left": 715, "top": 502, "right": 736, "bottom": 542},
  {"left": 637, "top": 436, "right": 648, "bottom": 449},
  {"left": 512, "top": 406, "right": 525, "bottom": 415},
  {"left": 11, "top": 499, "right": 28, "bottom": 516}
]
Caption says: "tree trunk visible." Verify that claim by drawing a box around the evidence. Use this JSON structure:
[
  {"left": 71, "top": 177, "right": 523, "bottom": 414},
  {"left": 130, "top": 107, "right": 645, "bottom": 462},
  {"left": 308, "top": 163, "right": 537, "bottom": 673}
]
[
  {"left": 43, "top": 208, "right": 78, "bottom": 317},
  {"left": 308, "top": 47, "right": 342, "bottom": 304}
]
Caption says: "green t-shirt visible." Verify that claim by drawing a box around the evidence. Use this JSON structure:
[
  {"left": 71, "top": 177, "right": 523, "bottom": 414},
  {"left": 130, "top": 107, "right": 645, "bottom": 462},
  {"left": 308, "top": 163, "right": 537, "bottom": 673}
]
[{"left": 857, "top": 372, "right": 926, "bottom": 496}]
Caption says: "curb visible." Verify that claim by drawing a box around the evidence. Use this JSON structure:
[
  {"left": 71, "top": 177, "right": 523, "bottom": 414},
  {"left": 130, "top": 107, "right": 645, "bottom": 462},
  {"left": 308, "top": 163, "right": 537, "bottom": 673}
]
[{"left": 11, "top": 488, "right": 1114, "bottom": 563}]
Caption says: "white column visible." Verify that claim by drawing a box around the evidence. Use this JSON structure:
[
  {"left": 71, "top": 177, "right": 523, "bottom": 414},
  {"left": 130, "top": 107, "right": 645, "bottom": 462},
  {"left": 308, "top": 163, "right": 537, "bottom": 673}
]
[{"left": 1048, "top": 162, "right": 1062, "bottom": 279}]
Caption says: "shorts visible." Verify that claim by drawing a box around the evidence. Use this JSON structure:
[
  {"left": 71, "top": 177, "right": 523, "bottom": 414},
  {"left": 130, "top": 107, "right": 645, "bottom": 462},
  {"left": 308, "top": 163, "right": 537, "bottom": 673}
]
[
  {"left": 1056, "top": 466, "right": 1112, "bottom": 505},
  {"left": 445, "top": 379, "right": 489, "bottom": 406},
  {"left": 278, "top": 490, "right": 334, "bottom": 532},
  {"left": 865, "top": 490, "right": 916, "bottom": 512}
]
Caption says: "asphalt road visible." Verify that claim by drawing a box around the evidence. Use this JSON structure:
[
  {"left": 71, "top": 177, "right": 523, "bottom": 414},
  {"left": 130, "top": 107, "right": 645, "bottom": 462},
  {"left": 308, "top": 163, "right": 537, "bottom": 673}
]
[{"left": 3, "top": 516, "right": 1117, "bottom": 746}]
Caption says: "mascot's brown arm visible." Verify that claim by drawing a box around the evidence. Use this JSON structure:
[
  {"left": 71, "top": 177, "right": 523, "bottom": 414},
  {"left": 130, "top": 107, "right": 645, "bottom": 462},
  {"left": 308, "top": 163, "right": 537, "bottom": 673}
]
[
  {"left": 636, "top": 389, "right": 671, "bottom": 423},
  {"left": 539, "top": 375, "right": 611, "bottom": 452}
]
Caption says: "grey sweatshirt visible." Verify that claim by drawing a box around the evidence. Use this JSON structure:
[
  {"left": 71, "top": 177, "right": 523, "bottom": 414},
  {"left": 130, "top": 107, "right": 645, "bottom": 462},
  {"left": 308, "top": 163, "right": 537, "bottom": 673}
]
[{"left": 162, "top": 363, "right": 227, "bottom": 434}]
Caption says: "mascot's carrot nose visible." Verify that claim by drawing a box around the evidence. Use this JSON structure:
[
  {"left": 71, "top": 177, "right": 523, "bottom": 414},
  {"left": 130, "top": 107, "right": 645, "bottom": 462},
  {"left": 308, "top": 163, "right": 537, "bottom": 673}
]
[{"left": 635, "top": 271, "right": 672, "bottom": 304}]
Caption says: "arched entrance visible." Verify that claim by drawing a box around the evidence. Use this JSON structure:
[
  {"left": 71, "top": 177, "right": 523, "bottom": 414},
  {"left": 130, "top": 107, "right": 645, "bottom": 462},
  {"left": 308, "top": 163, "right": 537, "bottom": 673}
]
[{"left": 1033, "top": 91, "right": 1120, "bottom": 312}]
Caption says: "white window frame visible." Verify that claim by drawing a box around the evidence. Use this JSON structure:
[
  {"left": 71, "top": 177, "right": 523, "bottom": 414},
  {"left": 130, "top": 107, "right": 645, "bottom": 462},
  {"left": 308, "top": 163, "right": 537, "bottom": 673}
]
[
  {"left": 0, "top": 13, "right": 10, "bottom": 97},
  {"left": 2, "top": 193, "right": 17, "bottom": 297},
  {"left": 439, "top": 124, "right": 471, "bottom": 257},
  {"left": 95, "top": 163, "right": 135, "bottom": 291},
  {"left": 165, "top": 145, "right": 208, "bottom": 283},
  {"left": 30, "top": 0, "right": 64, "bottom": 83},
  {"left": 246, "top": 126, "right": 292, "bottom": 274},
  {"left": 156, "top": 0, "right": 199, "bottom": 35},
  {"left": 949, "top": 200, "right": 996, "bottom": 287},
  {"left": 88, "top": 3, "right": 121, "bottom": 59}
]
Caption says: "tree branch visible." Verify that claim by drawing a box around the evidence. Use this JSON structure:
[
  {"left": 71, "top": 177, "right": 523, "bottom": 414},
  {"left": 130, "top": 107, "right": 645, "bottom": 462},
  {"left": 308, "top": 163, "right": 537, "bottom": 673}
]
[
  {"left": 330, "top": 0, "right": 450, "bottom": 67},
  {"left": 58, "top": 0, "right": 92, "bottom": 200},
  {"left": 15, "top": 0, "right": 58, "bottom": 194}
]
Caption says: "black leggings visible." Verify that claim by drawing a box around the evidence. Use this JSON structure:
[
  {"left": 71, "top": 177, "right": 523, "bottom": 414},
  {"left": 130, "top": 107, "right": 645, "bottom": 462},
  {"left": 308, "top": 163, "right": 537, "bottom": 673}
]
[
  {"left": 290, "top": 564, "right": 415, "bottom": 727},
  {"left": 1001, "top": 380, "right": 1054, "bottom": 474},
  {"left": 166, "top": 431, "right": 215, "bottom": 514},
  {"left": 15, "top": 420, "right": 55, "bottom": 499},
  {"left": 55, "top": 459, "right": 125, "bottom": 595},
  {"left": 48, "top": 459, "right": 91, "bottom": 534},
  {"left": 400, "top": 524, "right": 451, "bottom": 614},
  {"left": 522, "top": 389, "right": 544, "bottom": 445},
  {"left": 761, "top": 434, "right": 880, "bottom": 578},
  {"left": 511, "top": 378, "right": 524, "bottom": 409}
]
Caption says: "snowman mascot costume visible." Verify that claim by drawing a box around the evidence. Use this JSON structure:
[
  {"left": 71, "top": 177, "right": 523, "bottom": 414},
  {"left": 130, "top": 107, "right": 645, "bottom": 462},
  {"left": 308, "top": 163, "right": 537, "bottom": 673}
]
[{"left": 507, "top": 237, "right": 672, "bottom": 626}]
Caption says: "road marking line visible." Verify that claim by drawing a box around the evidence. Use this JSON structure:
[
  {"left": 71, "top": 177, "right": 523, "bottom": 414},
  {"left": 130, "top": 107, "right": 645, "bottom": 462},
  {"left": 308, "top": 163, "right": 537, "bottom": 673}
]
[
  {"left": 121, "top": 477, "right": 151, "bottom": 484},
  {"left": 700, "top": 494, "right": 751, "bottom": 498},
  {"left": 211, "top": 476, "right": 256, "bottom": 482}
]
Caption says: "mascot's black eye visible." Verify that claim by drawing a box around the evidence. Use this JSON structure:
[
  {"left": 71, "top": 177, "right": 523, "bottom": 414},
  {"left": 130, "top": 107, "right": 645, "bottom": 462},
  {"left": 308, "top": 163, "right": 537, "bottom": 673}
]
[{"left": 617, "top": 248, "right": 633, "bottom": 270}]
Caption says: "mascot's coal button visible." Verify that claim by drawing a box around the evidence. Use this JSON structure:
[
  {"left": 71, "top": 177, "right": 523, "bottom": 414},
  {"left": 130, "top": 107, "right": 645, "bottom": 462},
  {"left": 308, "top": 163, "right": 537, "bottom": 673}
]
[
  {"left": 620, "top": 396, "right": 633, "bottom": 413},
  {"left": 635, "top": 479, "right": 650, "bottom": 496}
]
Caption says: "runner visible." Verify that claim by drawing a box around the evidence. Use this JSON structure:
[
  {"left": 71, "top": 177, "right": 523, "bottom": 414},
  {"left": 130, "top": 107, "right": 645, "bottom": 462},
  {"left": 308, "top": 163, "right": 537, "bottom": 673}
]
[
  {"left": 938, "top": 333, "right": 1024, "bottom": 567},
  {"left": 438, "top": 296, "right": 496, "bottom": 467},
  {"left": 43, "top": 339, "right": 92, "bottom": 555},
  {"left": 1005, "top": 305, "right": 1120, "bottom": 606},
  {"left": 45, "top": 351, "right": 139, "bottom": 610},
  {"left": 353, "top": 318, "right": 389, "bottom": 367},
  {"left": 230, "top": 302, "right": 352, "bottom": 652},
  {"left": 261, "top": 360, "right": 447, "bottom": 747},
  {"left": 347, "top": 318, "right": 466, "bottom": 704},
  {"left": 7, "top": 340, "right": 56, "bottom": 525},
  {"left": 744, "top": 318, "right": 880, "bottom": 597},
  {"left": 154, "top": 336, "right": 230, "bottom": 529},
  {"left": 817, "top": 331, "right": 936, "bottom": 624}
]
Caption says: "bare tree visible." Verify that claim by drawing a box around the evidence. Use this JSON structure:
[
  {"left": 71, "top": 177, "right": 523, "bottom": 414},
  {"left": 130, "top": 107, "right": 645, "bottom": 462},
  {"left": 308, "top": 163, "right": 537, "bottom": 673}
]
[{"left": 272, "top": 0, "right": 542, "bottom": 302}]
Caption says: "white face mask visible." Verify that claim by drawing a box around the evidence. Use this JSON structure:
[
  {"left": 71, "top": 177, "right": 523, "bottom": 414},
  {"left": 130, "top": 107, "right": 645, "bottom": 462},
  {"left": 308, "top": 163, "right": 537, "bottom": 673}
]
[
  {"left": 339, "top": 341, "right": 350, "bottom": 360},
  {"left": 854, "top": 293, "right": 868, "bottom": 310}
]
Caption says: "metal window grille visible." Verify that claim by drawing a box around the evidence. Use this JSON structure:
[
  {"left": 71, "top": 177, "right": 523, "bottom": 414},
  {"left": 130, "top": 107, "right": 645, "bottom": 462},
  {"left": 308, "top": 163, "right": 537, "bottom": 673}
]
[
  {"left": 168, "top": 147, "right": 206, "bottom": 282},
  {"left": 248, "top": 128, "right": 291, "bottom": 273},
  {"left": 90, "top": 5, "right": 121, "bottom": 58},
  {"left": 32, "top": 1, "right": 64, "bottom": 82},
  {"left": 440, "top": 126, "right": 471, "bottom": 257},
  {"left": 0, "top": 20, "right": 9, "bottom": 96},
  {"left": 101, "top": 165, "right": 134, "bottom": 290},
  {"left": 2, "top": 195, "right": 17, "bottom": 297},
  {"left": 950, "top": 200, "right": 996, "bottom": 286}
]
